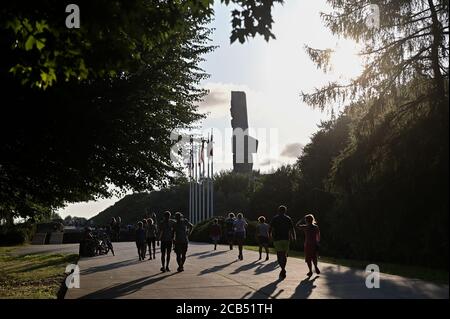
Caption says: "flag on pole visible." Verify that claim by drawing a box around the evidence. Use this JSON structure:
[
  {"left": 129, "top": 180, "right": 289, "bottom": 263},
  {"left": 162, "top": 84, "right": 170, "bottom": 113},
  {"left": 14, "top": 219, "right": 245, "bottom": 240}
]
[
  {"left": 199, "top": 139, "right": 205, "bottom": 163},
  {"left": 207, "top": 134, "right": 213, "bottom": 158}
]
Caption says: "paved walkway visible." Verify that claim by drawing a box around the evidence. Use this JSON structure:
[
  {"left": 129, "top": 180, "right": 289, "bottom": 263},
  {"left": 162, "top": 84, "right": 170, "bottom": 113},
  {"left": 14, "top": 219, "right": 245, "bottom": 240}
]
[{"left": 49, "top": 242, "right": 448, "bottom": 299}]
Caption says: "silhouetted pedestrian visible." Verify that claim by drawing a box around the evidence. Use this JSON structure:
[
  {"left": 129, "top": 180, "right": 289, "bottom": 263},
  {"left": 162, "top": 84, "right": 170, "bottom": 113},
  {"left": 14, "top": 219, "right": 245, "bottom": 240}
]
[
  {"left": 173, "top": 212, "right": 193, "bottom": 272},
  {"left": 224, "top": 213, "right": 236, "bottom": 250},
  {"left": 269, "top": 205, "right": 296, "bottom": 279},
  {"left": 210, "top": 219, "right": 222, "bottom": 250},
  {"left": 256, "top": 216, "right": 270, "bottom": 261},
  {"left": 296, "top": 214, "right": 321, "bottom": 276},
  {"left": 135, "top": 222, "right": 146, "bottom": 261},
  {"left": 233, "top": 213, "right": 248, "bottom": 260},
  {"left": 147, "top": 218, "right": 157, "bottom": 260},
  {"left": 159, "top": 211, "right": 175, "bottom": 272}
]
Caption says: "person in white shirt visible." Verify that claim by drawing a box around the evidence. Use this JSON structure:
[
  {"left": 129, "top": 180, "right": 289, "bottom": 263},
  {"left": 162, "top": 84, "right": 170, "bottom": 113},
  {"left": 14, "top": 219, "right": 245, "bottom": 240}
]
[
  {"left": 233, "top": 213, "right": 248, "bottom": 260},
  {"left": 256, "top": 216, "right": 270, "bottom": 261}
]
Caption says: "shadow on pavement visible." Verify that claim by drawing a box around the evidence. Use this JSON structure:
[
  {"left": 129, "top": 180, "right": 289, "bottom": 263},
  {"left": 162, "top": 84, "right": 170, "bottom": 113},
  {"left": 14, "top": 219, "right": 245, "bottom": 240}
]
[
  {"left": 80, "top": 272, "right": 177, "bottom": 299},
  {"left": 197, "top": 250, "right": 229, "bottom": 259},
  {"left": 319, "top": 265, "right": 449, "bottom": 299},
  {"left": 254, "top": 261, "right": 279, "bottom": 274},
  {"left": 290, "top": 275, "right": 319, "bottom": 298},
  {"left": 199, "top": 260, "right": 238, "bottom": 275},
  {"left": 230, "top": 260, "right": 260, "bottom": 274},
  {"left": 247, "top": 278, "right": 284, "bottom": 299},
  {"left": 81, "top": 258, "right": 142, "bottom": 275}
]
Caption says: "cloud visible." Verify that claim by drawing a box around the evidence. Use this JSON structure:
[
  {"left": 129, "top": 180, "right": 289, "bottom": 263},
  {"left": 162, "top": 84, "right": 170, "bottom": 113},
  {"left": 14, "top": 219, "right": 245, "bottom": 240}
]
[
  {"left": 280, "top": 143, "right": 304, "bottom": 158},
  {"left": 259, "top": 158, "right": 280, "bottom": 166},
  {"left": 198, "top": 82, "right": 254, "bottom": 118}
]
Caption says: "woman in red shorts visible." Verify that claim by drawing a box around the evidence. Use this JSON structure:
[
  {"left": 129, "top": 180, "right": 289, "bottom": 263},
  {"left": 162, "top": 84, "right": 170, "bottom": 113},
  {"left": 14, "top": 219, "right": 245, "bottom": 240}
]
[{"left": 296, "top": 214, "right": 321, "bottom": 277}]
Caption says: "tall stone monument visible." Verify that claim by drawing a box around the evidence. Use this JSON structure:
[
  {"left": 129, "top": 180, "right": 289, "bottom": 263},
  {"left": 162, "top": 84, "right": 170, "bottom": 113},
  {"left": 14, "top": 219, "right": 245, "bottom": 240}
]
[{"left": 230, "top": 91, "right": 258, "bottom": 173}]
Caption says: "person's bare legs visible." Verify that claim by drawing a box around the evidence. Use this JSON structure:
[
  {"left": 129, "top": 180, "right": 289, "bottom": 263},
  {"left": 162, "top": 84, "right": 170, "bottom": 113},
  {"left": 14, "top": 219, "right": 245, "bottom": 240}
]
[
  {"left": 237, "top": 239, "right": 243, "bottom": 260},
  {"left": 306, "top": 260, "right": 313, "bottom": 276},
  {"left": 181, "top": 251, "right": 186, "bottom": 269},
  {"left": 276, "top": 251, "right": 287, "bottom": 278},
  {"left": 258, "top": 245, "right": 262, "bottom": 260},
  {"left": 152, "top": 240, "right": 156, "bottom": 259},
  {"left": 160, "top": 246, "right": 166, "bottom": 271},
  {"left": 136, "top": 243, "right": 141, "bottom": 260},
  {"left": 313, "top": 255, "right": 320, "bottom": 274},
  {"left": 176, "top": 252, "right": 182, "bottom": 271},
  {"left": 265, "top": 246, "right": 269, "bottom": 260}
]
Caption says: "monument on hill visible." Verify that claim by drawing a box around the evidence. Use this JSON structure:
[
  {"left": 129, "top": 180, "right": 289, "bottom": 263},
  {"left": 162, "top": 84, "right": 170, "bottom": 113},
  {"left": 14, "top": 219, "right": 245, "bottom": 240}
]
[{"left": 230, "top": 91, "right": 258, "bottom": 173}]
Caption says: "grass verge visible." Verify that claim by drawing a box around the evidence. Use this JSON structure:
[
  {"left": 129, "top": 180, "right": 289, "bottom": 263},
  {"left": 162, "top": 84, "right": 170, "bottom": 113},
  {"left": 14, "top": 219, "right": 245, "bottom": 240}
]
[
  {"left": 244, "top": 245, "right": 448, "bottom": 284},
  {"left": 0, "top": 246, "right": 78, "bottom": 299}
]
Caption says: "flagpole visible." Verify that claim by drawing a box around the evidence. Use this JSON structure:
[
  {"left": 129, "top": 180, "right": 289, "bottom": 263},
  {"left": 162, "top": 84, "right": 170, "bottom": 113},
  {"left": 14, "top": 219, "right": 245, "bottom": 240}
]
[
  {"left": 189, "top": 149, "right": 192, "bottom": 223},
  {"left": 211, "top": 128, "right": 214, "bottom": 219},
  {"left": 194, "top": 144, "right": 198, "bottom": 225},
  {"left": 197, "top": 142, "right": 201, "bottom": 223},
  {"left": 190, "top": 138, "right": 194, "bottom": 223},
  {"left": 206, "top": 134, "right": 210, "bottom": 220},
  {"left": 201, "top": 138, "right": 205, "bottom": 222}
]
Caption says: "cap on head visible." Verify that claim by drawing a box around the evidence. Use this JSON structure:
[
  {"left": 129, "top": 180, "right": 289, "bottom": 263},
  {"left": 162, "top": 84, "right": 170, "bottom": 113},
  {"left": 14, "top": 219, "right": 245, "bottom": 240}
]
[{"left": 278, "top": 205, "right": 287, "bottom": 214}]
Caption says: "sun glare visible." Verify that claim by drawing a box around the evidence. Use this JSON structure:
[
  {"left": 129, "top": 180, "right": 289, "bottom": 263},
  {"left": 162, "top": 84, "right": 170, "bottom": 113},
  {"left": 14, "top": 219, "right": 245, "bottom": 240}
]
[{"left": 329, "top": 40, "right": 364, "bottom": 80}]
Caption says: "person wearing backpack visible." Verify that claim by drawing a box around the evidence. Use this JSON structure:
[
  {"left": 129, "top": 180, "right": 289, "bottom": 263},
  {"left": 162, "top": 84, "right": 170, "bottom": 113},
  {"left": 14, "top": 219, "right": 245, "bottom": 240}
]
[
  {"left": 173, "top": 212, "right": 193, "bottom": 272},
  {"left": 159, "top": 211, "right": 176, "bottom": 272}
]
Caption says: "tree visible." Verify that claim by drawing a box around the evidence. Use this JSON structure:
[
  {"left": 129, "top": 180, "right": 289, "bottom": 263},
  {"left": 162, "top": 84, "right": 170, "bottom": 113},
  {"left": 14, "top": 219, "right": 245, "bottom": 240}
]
[
  {"left": 291, "top": 116, "right": 351, "bottom": 238},
  {"left": 249, "top": 165, "right": 295, "bottom": 220},
  {"left": 1, "top": 0, "right": 283, "bottom": 89},
  {"left": 302, "top": 0, "right": 448, "bottom": 112},
  {"left": 0, "top": 0, "right": 283, "bottom": 220},
  {"left": 300, "top": 0, "right": 449, "bottom": 267}
]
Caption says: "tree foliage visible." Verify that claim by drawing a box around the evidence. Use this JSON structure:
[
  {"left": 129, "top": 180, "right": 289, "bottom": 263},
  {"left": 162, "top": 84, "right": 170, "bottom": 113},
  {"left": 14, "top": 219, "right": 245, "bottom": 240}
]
[
  {"left": 299, "top": 0, "right": 449, "bottom": 268},
  {"left": 0, "top": 0, "right": 283, "bottom": 220}
]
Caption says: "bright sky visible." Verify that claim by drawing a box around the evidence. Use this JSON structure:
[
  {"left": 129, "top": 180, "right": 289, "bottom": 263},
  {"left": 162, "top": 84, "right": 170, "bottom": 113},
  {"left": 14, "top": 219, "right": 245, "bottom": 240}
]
[{"left": 57, "top": 0, "right": 364, "bottom": 219}]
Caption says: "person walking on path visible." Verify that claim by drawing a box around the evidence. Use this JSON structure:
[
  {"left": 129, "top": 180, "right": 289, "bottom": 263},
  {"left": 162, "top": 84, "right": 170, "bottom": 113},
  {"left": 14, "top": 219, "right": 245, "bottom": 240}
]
[
  {"left": 210, "top": 219, "right": 222, "bottom": 250},
  {"left": 152, "top": 212, "right": 160, "bottom": 247},
  {"left": 110, "top": 217, "right": 117, "bottom": 242},
  {"left": 233, "top": 213, "right": 248, "bottom": 260},
  {"left": 135, "top": 221, "right": 147, "bottom": 261},
  {"left": 296, "top": 214, "right": 321, "bottom": 276},
  {"left": 173, "top": 212, "right": 193, "bottom": 272},
  {"left": 256, "top": 216, "right": 270, "bottom": 261},
  {"left": 224, "top": 213, "right": 236, "bottom": 250},
  {"left": 159, "top": 211, "right": 175, "bottom": 272},
  {"left": 269, "top": 205, "right": 296, "bottom": 279},
  {"left": 146, "top": 218, "right": 157, "bottom": 260},
  {"left": 114, "top": 217, "right": 122, "bottom": 242},
  {"left": 142, "top": 219, "right": 148, "bottom": 259}
]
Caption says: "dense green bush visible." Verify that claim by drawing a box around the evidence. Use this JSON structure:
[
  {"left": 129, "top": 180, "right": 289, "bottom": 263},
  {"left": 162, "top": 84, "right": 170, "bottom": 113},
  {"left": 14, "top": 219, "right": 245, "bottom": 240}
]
[{"left": 0, "top": 222, "right": 36, "bottom": 246}]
